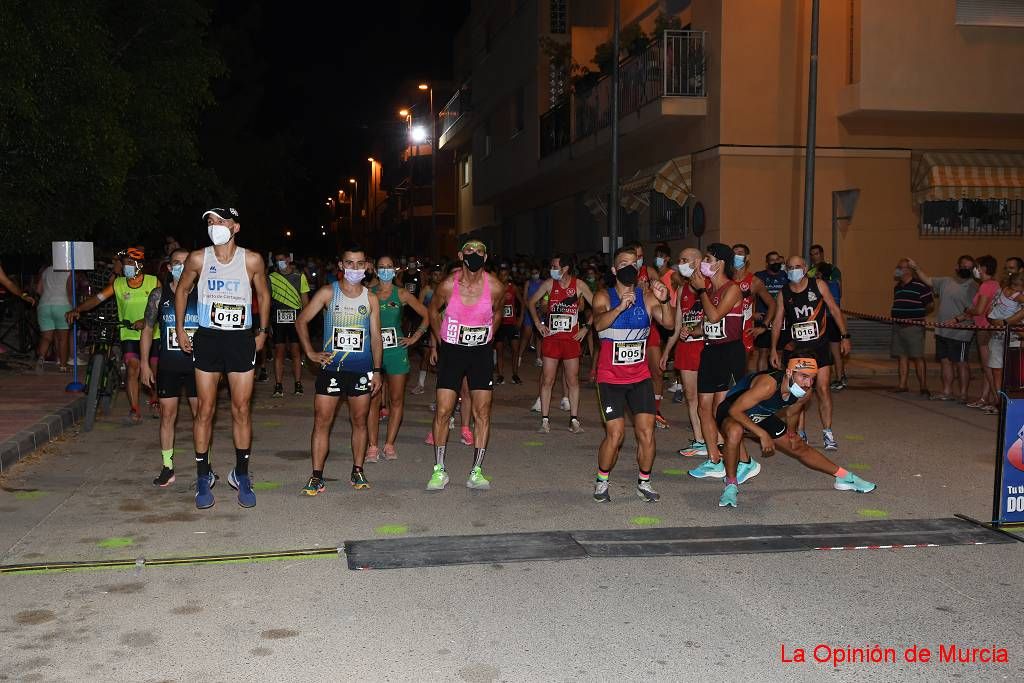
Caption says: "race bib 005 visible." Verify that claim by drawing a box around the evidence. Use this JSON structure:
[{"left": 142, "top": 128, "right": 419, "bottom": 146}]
[
  {"left": 165, "top": 326, "right": 196, "bottom": 351},
  {"left": 791, "top": 320, "right": 820, "bottom": 342},
  {"left": 703, "top": 319, "right": 725, "bottom": 340},
  {"left": 381, "top": 327, "right": 398, "bottom": 349},
  {"left": 458, "top": 325, "right": 489, "bottom": 347},
  {"left": 612, "top": 340, "right": 645, "bottom": 365},
  {"left": 549, "top": 313, "right": 573, "bottom": 332},
  {"left": 275, "top": 309, "right": 296, "bottom": 324},
  {"left": 211, "top": 302, "right": 245, "bottom": 329},
  {"left": 332, "top": 327, "right": 365, "bottom": 353}
]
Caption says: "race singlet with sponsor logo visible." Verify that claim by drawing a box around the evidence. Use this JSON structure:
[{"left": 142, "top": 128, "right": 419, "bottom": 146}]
[
  {"left": 321, "top": 283, "right": 373, "bottom": 373},
  {"left": 197, "top": 246, "right": 253, "bottom": 331}
]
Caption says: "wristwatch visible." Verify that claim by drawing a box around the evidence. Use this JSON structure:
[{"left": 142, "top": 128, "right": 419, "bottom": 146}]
[
  {"left": 256, "top": 327, "right": 270, "bottom": 334},
  {"left": 373, "top": 367, "right": 383, "bottom": 374},
  {"left": 840, "top": 333, "right": 851, "bottom": 340}
]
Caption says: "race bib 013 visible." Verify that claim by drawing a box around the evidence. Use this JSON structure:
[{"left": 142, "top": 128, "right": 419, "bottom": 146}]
[
  {"left": 332, "top": 327, "right": 365, "bottom": 353},
  {"left": 612, "top": 340, "right": 645, "bottom": 365},
  {"left": 381, "top": 327, "right": 398, "bottom": 349},
  {"left": 211, "top": 302, "right": 245, "bottom": 329}
]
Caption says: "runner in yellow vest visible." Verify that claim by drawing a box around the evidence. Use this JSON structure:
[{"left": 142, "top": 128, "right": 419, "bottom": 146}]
[
  {"left": 269, "top": 251, "right": 311, "bottom": 397},
  {"left": 68, "top": 247, "right": 161, "bottom": 423}
]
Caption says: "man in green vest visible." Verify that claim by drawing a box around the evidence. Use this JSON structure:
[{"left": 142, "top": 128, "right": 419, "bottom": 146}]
[
  {"left": 67, "top": 247, "right": 161, "bottom": 424},
  {"left": 269, "top": 251, "right": 310, "bottom": 397}
]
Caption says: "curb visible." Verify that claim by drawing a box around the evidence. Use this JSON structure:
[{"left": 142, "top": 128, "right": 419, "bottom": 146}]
[{"left": 0, "top": 395, "right": 86, "bottom": 473}]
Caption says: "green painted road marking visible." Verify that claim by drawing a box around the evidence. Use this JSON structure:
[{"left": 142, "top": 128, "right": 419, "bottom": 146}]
[
  {"left": 844, "top": 434, "right": 865, "bottom": 441},
  {"left": 522, "top": 441, "right": 544, "bottom": 447},
  {"left": 93, "top": 423, "right": 117, "bottom": 432},
  {"left": 14, "top": 491, "right": 46, "bottom": 500},
  {"left": 847, "top": 463, "right": 871, "bottom": 471},
  {"left": 630, "top": 516, "right": 662, "bottom": 527},
  {"left": 374, "top": 524, "right": 409, "bottom": 536},
  {"left": 253, "top": 481, "right": 281, "bottom": 491},
  {"left": 662, "top": 469, "right": 686, "bottom": 476},
  {"left": 857, "top": 509, "right": 889, "bottom": 518},
  {"left": 97, "top": 537, "right": 134, "bottom": 549},
  {"left": 261, "top": 421, "right": 282, "bottom": 428},
  {"left": 414, "top": 418, "right": 433, "bottom": 425}
]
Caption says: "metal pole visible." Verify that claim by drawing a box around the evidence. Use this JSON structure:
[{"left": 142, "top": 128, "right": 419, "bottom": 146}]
[
  {"left": 66, "top": 242, "right": 84, "bottom": 392},
  {"left": 801, "top": 0, "right": 820, "bottom": 261},
  {"left": 608, "top": 0, "right": 621, "bottom": 261},
  {"left": 430, "top": 87, "right": 437, "bottom": 248}
]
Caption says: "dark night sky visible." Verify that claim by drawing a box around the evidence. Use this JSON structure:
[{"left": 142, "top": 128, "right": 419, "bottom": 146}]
[{"left": 206, "top": 0, "right": 470, "bottom": 240}]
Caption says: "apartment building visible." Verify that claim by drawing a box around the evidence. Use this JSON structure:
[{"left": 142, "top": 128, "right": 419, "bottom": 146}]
[{"left": 438, "top": 0, "right": 1024, "bottom": 311}]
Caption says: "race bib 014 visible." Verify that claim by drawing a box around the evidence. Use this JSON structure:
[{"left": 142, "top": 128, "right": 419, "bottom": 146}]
[{"left": 458, "top": 325, "right": 490, "bottom": 347}]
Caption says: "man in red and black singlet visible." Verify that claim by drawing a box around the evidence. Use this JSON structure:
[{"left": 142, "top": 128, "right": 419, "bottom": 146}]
[
  {"left": 528, "top": 254, "right": 594, "bottom": 434},
  {"left": 686, "top": 243, "right": 749, "bottom": 482},
  {"left": 494, "top": 265, "right": 525, "bottom": 385},
  {"left": 770, "top": 255, "right": 851, "bottom": 452},
  {"left": 591, "top": 246, "right": 674, "bottom": 503},
  {"left": 732, "top": 243, "right": 777, "bottom": 363}
]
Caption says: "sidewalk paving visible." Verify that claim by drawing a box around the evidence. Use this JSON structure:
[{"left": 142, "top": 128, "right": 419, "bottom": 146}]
[{"left": 0, "top": 362, "right": 85, "bottom": 472}]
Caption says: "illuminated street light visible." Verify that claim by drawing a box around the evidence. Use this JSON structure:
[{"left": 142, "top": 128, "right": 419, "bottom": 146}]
[
  {"left": 399, "top": 108, "right": 409, "bottom": 118},
  {"left": 367, "top": 157, "right": 374, "bottom": 163},
  {"left": 410, "top": 125, "right": 427, "bottom": 143},
  {"left": 418, "top": 83, "right": 428, "bottom": 90},
  {"left": 285, "top": 230, "right": 291, "bottom": 237}
]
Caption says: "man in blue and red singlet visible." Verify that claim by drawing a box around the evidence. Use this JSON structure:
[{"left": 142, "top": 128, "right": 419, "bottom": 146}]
[
  {"left": 591, "top": 246, "right": 674, "bottom": 503},
  {"left": 528, "top": 253, "right": 594, "bottom": 435}
]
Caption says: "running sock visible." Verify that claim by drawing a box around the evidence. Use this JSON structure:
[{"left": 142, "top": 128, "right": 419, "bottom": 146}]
[
  {"left": 655, "top": 395, "right": 662, "bottom": 413},
  {"left": 313, "top": 469, "right": 323, "bottom": 480},
  {"left": 834, "top": 467, "right": 848, "bottom": 479},
  {"left": 418, "top": 370, "right": 426, "bottom": 386},
  {"left": 570, "top": 415, "right": 578, "bottom": 422},
  {"left": 161, "top": 449, "right": 174, "bottom": 469},
  {"left": 638, "top": 469, "right": 651, "bottom": 485},
  {"left": 596, "top": 469, "right": 610, "bottom": 482},
  {"left": 235, "top": 448, "right": 250, "bottom": 476},
  {"left": 542, "top": 415, "right": 549, "bottom": 421},
  {"left": 434, "top": 445, "right": 446, "bottom": 469},
  {"left": 725, "top": 476, "right": 738, "bottom": 485},
  {"left": 473, "top": 447, "right": 487, "bottom": 469},
  {"left": 352, "top": 465, "right": 363, "bottom": 474},
  {"left": 195, "top": 451, "right": 210, "bottom": 478}
]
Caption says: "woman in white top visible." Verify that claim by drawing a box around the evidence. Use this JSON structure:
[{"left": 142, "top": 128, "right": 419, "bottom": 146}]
[
  {"left": 35, "top": 265, "right": 73, "bottom": 371},
  {"left": 985, "top": 271, "right": 1024, "bottom": 412}
]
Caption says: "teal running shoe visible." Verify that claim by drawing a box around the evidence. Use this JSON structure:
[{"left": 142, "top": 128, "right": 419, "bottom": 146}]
[
  {"left": 688, "top": 458, "right": 725, "bottom": 479},
  {"left": 719, "top": 484, "right": 738, "bottom": 508}
]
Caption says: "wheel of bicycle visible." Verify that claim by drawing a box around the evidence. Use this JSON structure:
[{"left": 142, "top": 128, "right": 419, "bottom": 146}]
[
  {"left": 99, "top": 359, "right": 121, "bottom": 417},
  {"left": 83, "top": 353, "right": 106, "bottom": 432}
]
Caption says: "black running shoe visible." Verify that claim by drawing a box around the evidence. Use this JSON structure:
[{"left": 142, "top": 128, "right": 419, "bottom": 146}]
[
  {"left": 272, "top": 383, "right": 284, "bottom": 398},
  {"left": 351, "top": 469, "right": 370, "bottom": 489},
  {"left": 153, "top": 467, "right": 175, "bottom": 487},
  {"left": 511, "top": 374, "right": 522, "bottom": 385},
  {"left": 257, "top": 367, "right": 268, "bottom": 383},
  {"left": 294, "top": 381, "right": 304, "bottom": 396}
]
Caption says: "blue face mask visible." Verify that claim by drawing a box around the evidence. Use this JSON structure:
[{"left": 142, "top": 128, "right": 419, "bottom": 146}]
[
  {"left": 378, "top": 268, "right": 396, "bottom": 282},
  {"left": 276, "top": 260, "right": 288, "bottom": 271},
  {"left": 788, "top": 268, "right": 805, "bottom": 283},
  {"left": 733, "top": 254, "right": 747, "bottom": 269},
  {"left": 171, "top": 264, "right": 184, "bottom": 281},
  {"left": 788, "top": 377, "right": 807, "bottom": 398},
  {"left": 550, "top": 268, "right": 563, "bottom": 281},
  {"left": 124, "top": 265, "right": 137, "bottom": 278},
  {"left": 655, "top": 257, "right": 666, "bottom": 269}
]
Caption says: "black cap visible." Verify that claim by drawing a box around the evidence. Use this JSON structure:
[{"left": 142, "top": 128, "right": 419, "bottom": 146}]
[
  {"left": 202, "top": 207, "right": 240, "bottom": 222},
  {"left": 706, "top": 242, "right": 733, "bottom": 264}
]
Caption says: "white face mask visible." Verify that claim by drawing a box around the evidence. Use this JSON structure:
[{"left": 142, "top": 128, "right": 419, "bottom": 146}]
[
  {"left": 788, "top": 377, "right": 807, "bottom": 398},
  {"left": 208, "top": 224, "right": 232, "bottom": 246},
  {"left": 972, "top": 266, "right": 982, "bottom": 279},
  {"left": 677, "top": 262, "right": 694, "bottom": 278},
  {"left": 276, "top": 260, "right": 288, "bottom": 271},
  {"left": 550, "top": 268, "right": 563, "bottom": 281}
]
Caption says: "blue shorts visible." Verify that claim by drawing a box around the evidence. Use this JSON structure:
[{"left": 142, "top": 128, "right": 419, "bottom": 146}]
[{"left": 37, "top": 304, "right": 72, "bottom": 331}]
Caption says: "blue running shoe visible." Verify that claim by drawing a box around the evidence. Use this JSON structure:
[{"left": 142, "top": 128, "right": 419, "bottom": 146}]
[
  {"left": 834, "top": 472, "right": 876, "bottom": 493},
  {"left": 195, "top": 474, "right": 214, "bottom": 509},
  {"left": 736, "top": 458, "right": 761, "bottom": 485},
  {"left": 719, "top": 484, "right": 738, "bottom": 508},
  {"left": 688, "top": 458, "right": 725, "bottom": 479},
  {"left": 798, "top": 430, "right": 808, "bottom": 443},
  {"left": 228, "top": 468, "right": 257, "bottom": 508}
]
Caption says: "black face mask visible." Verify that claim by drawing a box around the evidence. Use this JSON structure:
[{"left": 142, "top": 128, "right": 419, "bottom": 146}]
[
  {"left": 463, "top": 252, "right": 485, "bottom": 272},
  {"left": 615, "top": 264, "right": 638, "bottom": 286},
  {"left": 768, "top": 262, "right": 783, "bottom": 273},
  {"left": 956, "top": 268, "right": 973, "bottom": 279}
]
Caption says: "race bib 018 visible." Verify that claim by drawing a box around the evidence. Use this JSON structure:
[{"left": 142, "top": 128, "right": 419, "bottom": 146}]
[
  {"left": 703, "top": 319, "right": 725, "bottom": 340},
  {"left": 211, "top": 302, "right": 245, "bottom": 329},
  {"left": 549, "top": 313, "right": 573, "bottom": 332},
  {"left": 458, "top": 325, "right": 490, "bottom": 347},
  {"left": 275, "top": 309, "right": 296, "bottom": 324},
  {"left": 791, "top": 320, "right": 820, "bottom": 342},
  {"left": 165, "top": 326, "right": 196, "bottom": 351},
  {"left": 612, "top": 340, "right": 646, "bottom": 365},
  {"left": 332, "top": 327, "right": 365, "bottom": 353},
  {"left": 381, "top": 327, "right": 398, "bottom": 349}
]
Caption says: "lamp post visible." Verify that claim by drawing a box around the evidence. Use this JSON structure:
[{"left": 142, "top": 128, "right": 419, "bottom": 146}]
[{"left": 419, "top": 83, "right": 436, "bottom": 241}]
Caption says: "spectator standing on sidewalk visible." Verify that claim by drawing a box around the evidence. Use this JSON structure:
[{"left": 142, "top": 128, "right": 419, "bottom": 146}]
[
  {"left": 967, "top": 255, "right": 999, "bottom": 410},
  {"left": 888, "top": 258, "right": 932, "bottom": 396},
  {"left": 907, "top": 256, "right": 976, "bottom": 403},
  {"left": 34, "top": 265, "right": 73, "bottom": 371}
]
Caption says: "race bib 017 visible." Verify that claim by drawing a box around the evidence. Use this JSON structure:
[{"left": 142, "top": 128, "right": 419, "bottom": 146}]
[
  {"left": 332, "top": 327, "right": 365, "bottom": 353},
  {"left": 211, "top": 302, "right": 245, "bottom": 329},
  {"left": 612, "top": 340, "right": 646, "bottom": 365},
  {"left": 381, "top": 327, "right": 398, "bottom": 349},
  {"left": 703, "top": 319, "right": 726, "bottom": 340},
  {"left": 549, "top": 313, "right": 573, "bottom": 332},
  {"left": 458, "top": 325, "right": 490, "bottom": 347},
  {"left": 275, "top": 309, "right": 296, "bottom": 324},
  {"left": 791, "top": 320, "right": 820, "bottom": 342},
  {"left": 165, "top": 326, "right": 196, "bottom": 351}
]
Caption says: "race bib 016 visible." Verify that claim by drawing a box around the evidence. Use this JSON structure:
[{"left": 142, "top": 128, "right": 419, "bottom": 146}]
[
  {"left": 211, "top": 302, "right": 245, "bottom": 329},
  {"left": 165, "top": 326, "right": 196, "bottom": 351},
  {"left": 381, "top": 327, "right": 398, "bottom": 349},
  {"left": 332, "top": 327, "right": 365, "bottom": 353},
  {"left": 612, "top": 340, "right": 645, "bottom": 365},
  {"left": 458, "top": 325, "right": 490, "bottom": 347},
  {"left": 275, "top": 309, "right": 296, "bottom": 324},
  {"left": 791, "top": 320, "right": 820, "bottom": 342},
  {"left": 549, "top": 313, "right": 573, "bottom": 332},
  {"left": 703, "top": 319, "right": 725, "bottom": 340}
]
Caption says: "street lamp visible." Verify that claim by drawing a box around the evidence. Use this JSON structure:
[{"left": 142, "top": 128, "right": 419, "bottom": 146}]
[
  {"left": 399, "top": 108, "right": 409, "bottom": 118},
  {"left": 418, "top": 83, "right": 436, "bottom": 239},
  {"left": 410, "top": 125, "right": 427, "bottom": 144},
  {"left": 349, "top": 178, "right": 358, "bottom": 240}
]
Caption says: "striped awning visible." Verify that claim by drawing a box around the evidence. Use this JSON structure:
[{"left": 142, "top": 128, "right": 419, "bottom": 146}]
[
  {"left": 912, "top": 151, "right": 1024, "bottom": 203},
  {"left": 618, "top": 156, "right": 693, "bottom": 213}
]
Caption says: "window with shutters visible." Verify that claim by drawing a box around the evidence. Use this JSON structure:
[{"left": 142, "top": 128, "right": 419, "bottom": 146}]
[{"left": 955, "top": 0, "right": 1024, "bottom": 27}]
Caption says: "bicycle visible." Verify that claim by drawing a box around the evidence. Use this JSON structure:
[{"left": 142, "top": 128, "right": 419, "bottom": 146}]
[{"left": 80, "top": 315, "right": 129, "bottom": 432}]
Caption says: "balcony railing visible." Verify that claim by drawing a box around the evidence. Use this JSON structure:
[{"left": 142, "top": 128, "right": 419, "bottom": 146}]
[
  {"left": 439, "top": 86, "right": 471, "bottom": 139},
  {"left": 539, "top": 102, "right": 570, "bottom": 157},
  {"left": 539, "top": 30, "right": 707, "bottom": 156}
]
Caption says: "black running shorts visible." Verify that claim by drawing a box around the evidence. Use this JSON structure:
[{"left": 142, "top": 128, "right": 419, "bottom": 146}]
[
  {"left": 697, "top": 340, "right": 747, "bottom": 394},
  {"left": 436, "top": 341, "right": 494, "bottom": 392},
  {"left": 192, "top": 328, "right": 256, "bottom": 374},
  {"left": 157, "top": 367, "right": 197, "bottom": 399},
  {"left": 597, "top": 379, "right": 655, "bottom": 422},
  {"left": 715, "top": 397, "right": 787, "bottom": 439},
  {"left": 315, "top": 368, "right": 373, "bottom": 398}
]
